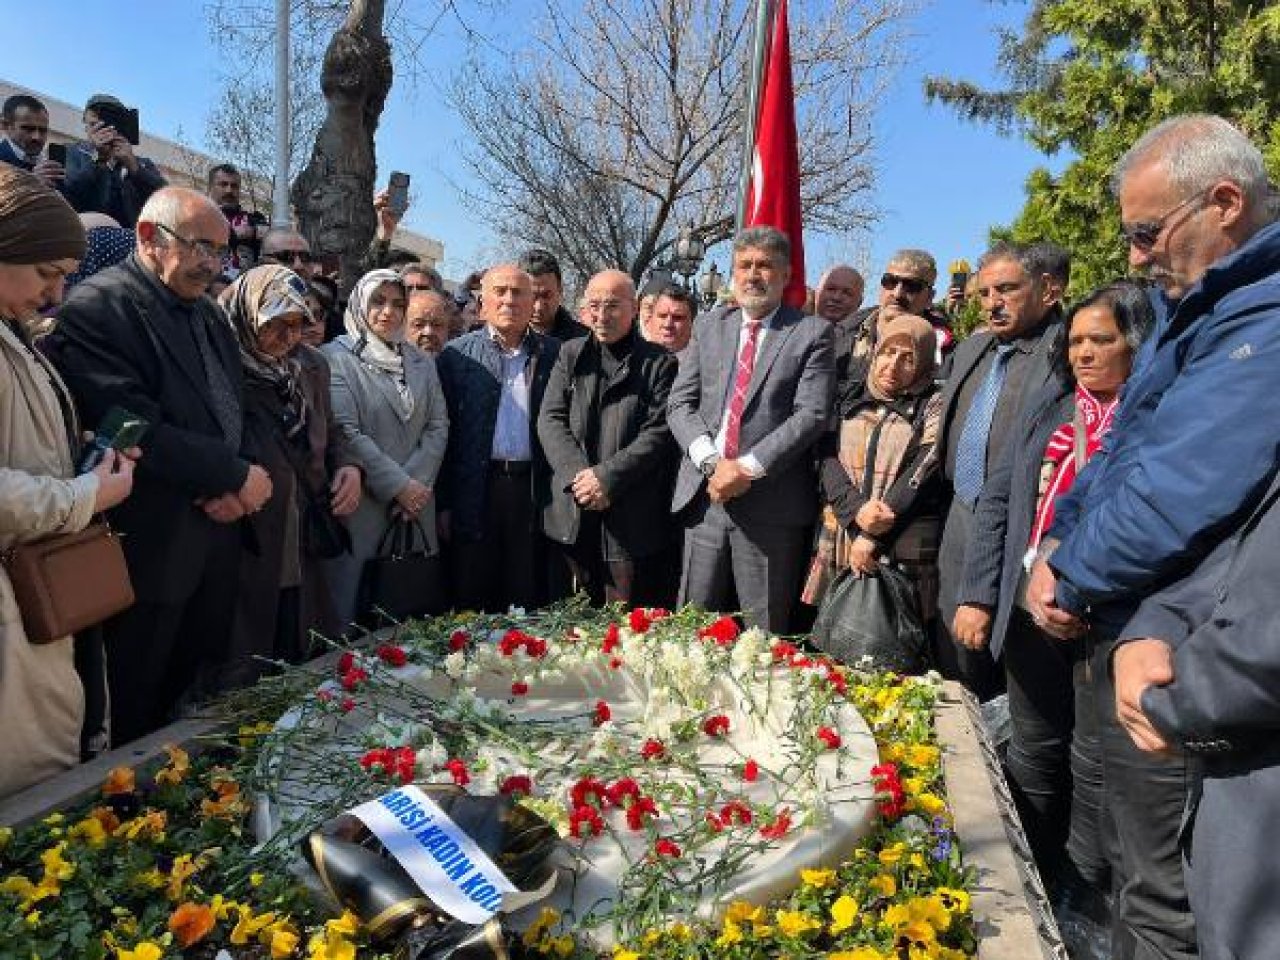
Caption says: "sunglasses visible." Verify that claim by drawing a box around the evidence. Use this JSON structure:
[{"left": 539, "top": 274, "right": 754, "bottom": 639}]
[
  {"left": 880, "top": 273, "right": 928, "bottom": 296},
  {"left": 1120, "top": 192, "right": 1208, "bottom": 252},
  {"left": 264, "top": 249, "right": 315, "bottom": 266}
]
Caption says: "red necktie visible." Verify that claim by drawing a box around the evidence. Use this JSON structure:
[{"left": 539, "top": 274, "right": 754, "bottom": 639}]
[{"left": 723, "top": 319, "right": 762, "bottom": 459}]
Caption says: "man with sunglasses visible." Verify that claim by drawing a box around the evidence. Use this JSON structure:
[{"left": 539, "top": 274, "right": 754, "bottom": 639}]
[
  {"left": 260, "top": 227, "right": 319, "bottom": 279},
  {"left": 1024, "top": 115, "right": 1280, "bottom": 960},
  {"left": 46, "top": 187, "right": 272, "bottom": 746},
  {"left": 833, "top": 249, "right": 953, "bottom": 400}
]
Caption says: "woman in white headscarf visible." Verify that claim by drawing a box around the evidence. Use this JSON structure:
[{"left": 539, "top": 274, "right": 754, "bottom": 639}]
[{"left": 321, "top": 269, "right": 449, "bottom": 626}]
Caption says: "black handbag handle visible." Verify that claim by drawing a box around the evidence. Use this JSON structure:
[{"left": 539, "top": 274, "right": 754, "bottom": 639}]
[{"left": 375, "top": 509, "right": 432, "bottom": 560}]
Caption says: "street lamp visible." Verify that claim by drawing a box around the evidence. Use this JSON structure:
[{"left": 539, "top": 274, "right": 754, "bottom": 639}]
[
  {"left": 672, "top": 225, "right": 705, "bottom": 292},
  {"left": 700, "top": 262, "right": 722, "bottom": 310}
]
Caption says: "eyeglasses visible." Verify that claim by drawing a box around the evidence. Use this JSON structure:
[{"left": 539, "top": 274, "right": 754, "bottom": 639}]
[
  {"left": 581, "top": 300, "right": 627, "bottom": 314},
  {"left": 880, "top": 273, "right": 928, "bottom": 296},
  {"left": 404, "top": 283, "right": 436, "bottom": 293},
  {"left": 263, "top": 249, "right": 315, "bottom": 266},
  {"left": 1121, "top": 192, "right": 1208, "bottom": 252},
  {"left": 154, "top": 223, "right": 229, "bottom": 262}
]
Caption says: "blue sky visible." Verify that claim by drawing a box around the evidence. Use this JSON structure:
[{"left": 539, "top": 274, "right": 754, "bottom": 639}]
[{"left": 0, "top": 0, "right": 1062, "bottom": 283}]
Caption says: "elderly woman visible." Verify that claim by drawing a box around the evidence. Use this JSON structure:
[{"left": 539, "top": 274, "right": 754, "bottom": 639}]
[
  {"left": 803, "top": 314, "right": 943, "bottom": 623},
  {"left": 322, "top": 268, "right": 449, "bottom": 627},
  {"left": 219, "top": 266, "right": 362, "bottom": 684},
  {"left": 953, "top": 281, "right": 1154, "bottom": 897},
  {"left": 0, "top": 167, "right": 136, "bottom": 797}
]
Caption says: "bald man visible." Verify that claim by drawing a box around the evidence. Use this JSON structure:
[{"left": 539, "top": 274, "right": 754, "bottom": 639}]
[
  {"left": 436, "top": 264, "right": 562, "bottom": 611},
  {"left": 538, "top": 270, "right": 680, "bottom": 605},
  {"left": 46, "top": 186, "right": 271, "bottom": 744},
  {"left": 814, "top": 264, "right": 864, "bottom": 323}
]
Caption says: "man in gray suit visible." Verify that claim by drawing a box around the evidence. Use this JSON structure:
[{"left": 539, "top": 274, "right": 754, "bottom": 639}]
[
  {"left": 667, "top": 226, "right": 835, "bottom": 633},
  {"left": 936, "top": 241, "right": 1063, "bottom": 699}
]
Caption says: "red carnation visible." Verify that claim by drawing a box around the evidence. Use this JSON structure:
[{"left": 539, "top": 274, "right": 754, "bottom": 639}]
[
  {"left": 607, "top": 778, "right": 641, "bottom": 807},
  {"left": 593, "top": 699, "right": 612, "bottom": 726},
  {"left": 499, "top": 775, "right": 533, "bottom": 798},
  {"left": 640, "top": 739, "right": 666, "bottom": 760},
  {"left": 445, "top": 758, "right": 470, "bottom": 787},
  {"left": 771, "top": 640, "right": 799, "bottom": 662},
  {"left": 760, "top": 807, "right": 792, "bottom": 840},
  {"left": 376, "top": 644, "right": 408, "bottom": 667},
  {"left": 340, "top": 666, "right": 369, "bottom": 692},
  {"left": 625, "top": 796, "right": 659, "bottom": 830},
  {"left": 511, "top": 681, "right": 529, "bottom": 697},
  {"left": 569, "top": 805, "right": 604, "bottom": 839},
  {"left": 698, "top": 616, "right": 740, "bottom": 646},
  {"left": 601, "top": 623, "right": 621, "bottom": 653},
  {"left": 340, "top": 697, "right": 356, "bottom": 713},
  {"left": 317, "top": 689, "right": 334, "bottom": 703},
  {"left": 817, "top": 726, "right": 842, "bottom": 750},
  {"left": 448, "top": 629, "right": 469, "bottom": 651},
  {"left": 705, "top": 811, "right": 725, "bottom": 833},
  {"left": 702, "top": 714, "right": 730, "bottom": 737},
  {"left": 570, "top": 777, "right": 609, "bottom": 809},
  {"left": 654, "top": 838, "right": 682, "bottom": 858},
  {"left": 743, "top": 759, "right": 760, "bottom": 782},
  {"left": 525, "top": 635, "right": 548, "bottom": 658},
  {"left": 498, "top": 629, "right": 525, "bottom": 656},
  {"left": 337, "top": 651, "right": 356, "bottom": 675},
  {"left": 720, "top": 801, "right": 753, "bottom": 827},
  {"left": 628, "top": 608, "right": 653, "bottom": 634}
]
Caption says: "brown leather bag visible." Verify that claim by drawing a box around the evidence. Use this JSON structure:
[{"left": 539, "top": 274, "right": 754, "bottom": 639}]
[{"left": 3, "top": 522, "right": 135, "bottom": 644}]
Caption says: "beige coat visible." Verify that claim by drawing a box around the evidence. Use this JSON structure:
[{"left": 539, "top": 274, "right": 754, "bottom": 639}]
[{"left": 0, "top": 319, "right": 99, "bottom": 798}]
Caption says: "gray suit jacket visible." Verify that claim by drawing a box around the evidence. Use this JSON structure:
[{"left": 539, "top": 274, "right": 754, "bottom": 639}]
[
  {"left": 321, "top": 339, "right": 450, "bottom": 622},
  {"left": 667, "top": 304, "right": 834, "bottom": 526}
]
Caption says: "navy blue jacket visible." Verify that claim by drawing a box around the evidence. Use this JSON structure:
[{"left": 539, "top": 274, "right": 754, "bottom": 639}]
[
  {"left": 1048, "top": 220, "right": 1280, "bottom": 634},
  {"left": 435, "top": 326, "right": 559, "bottom": 540}
]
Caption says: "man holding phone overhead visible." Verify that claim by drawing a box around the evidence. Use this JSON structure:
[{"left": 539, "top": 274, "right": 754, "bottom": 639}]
[{"left": 64, "top": 93, "right": 166, "bottom": 228}]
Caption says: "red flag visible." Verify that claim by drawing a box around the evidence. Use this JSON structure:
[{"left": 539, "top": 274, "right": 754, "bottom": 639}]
[{"left": 742, "top": 0, "right": 805, "bottom": 308}]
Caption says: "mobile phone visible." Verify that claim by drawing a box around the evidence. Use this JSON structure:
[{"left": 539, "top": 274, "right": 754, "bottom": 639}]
[
  {"left": 80, "top": 406, "right": 149, "bottom": 472},
  {"left": 47, "top": 143, "right": 67, "bottom": 166},
  {"left": 948, "top": 258, "right": 971, "bottom": 291},
  {"left": 93, "top": 103, "right": 140, "bottom": 146},
  {"left": 387, "top": 171, "right": 411, "bottom": 217}
]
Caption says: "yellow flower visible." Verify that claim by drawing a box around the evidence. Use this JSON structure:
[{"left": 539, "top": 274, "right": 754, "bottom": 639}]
[
  {"left": 250, "top": 872, "right": 265, "bottom": 887},
  {"left": 667, "top": 921, "right": 693, "bottom": 940},
  {"left": 166, "top": 853, "right": 201, "bottom": 901},
  {"left": 522, "top": 906, "right": 560, "bottom": 947},
  {"left": 869, "top": 873, "right": 897, "bottom": 898},
  {"left": 0, "top": 875, "right": 36, "bottom": 900},
  {"left": 902, "top": 776, "right": 925, "bottom": 796},
  {"left": 326, "top": 910, "right": 361, "bottom": 937},
  {"left": 724, "top": 900, "right": 765, "bottom": 925},
  {"left": 879, "top": 742, "right": 906, "bottom": 764},
  {"left": 0, "top": 826, "right": 13, "bottom": 850},
  {"left": 270, "top": 926, "right": 301, "bottom": 957},
  {"left": 116, "top": 943, "right": 164, "bottom": 960},
  {"left": 115, "top": 809, "right": 167, "bottom": 842},
  {"left": 934, "top": 887, "right": 970, "bottom": 916},
  {"left": 548, "top": 934, "right": 575, "bottom": 956},
  {"left": 913, "top": 792, "right": 947, "bottom": 817},
  {"left": 829, "top": 949, "right": 892, "bottom": 960},
  {"left": 232, "top": 905, "right": 278, "bottom": 945},
  {"left": 24, "top": 910, "right": 40, "bottom": 926},
  {"left": 829, "top": 893, "right": 859, "bottom": 934},
  {"left": 878, "top": 842, "right": 906, "bottom": 866},
  {"left": 613, "top": 950, "right": 641, "bottom": 960},
  {"left": 69, "top": 815, "right": 109, "bottom": 848},
  {"left": 906, "top": 744, "right": 939, "bottom": 768},
  {"left": 801, "top": 867, "right": 838, "bottom": 889},
  {"left": 776, "top": 909, "right": 821, "bottom": 938},
  {"left": 155, "top": 744, "right": 191, "bottom": 786},
  {"left": 715, "top": 917, "right": 744, "bottom": 947},
  {"left": 133, "top": 868, "right": 167, "bottom": 891}
]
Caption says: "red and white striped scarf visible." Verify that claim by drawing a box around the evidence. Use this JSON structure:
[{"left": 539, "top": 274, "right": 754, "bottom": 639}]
[{"left": 1027, "top": 385, "right": 1119, "bottom": 554}]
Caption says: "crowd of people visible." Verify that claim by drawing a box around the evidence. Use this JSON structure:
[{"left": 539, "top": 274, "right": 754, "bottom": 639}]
[{"left": 1, "top": 91, "right": 1278, "bottom": 960}]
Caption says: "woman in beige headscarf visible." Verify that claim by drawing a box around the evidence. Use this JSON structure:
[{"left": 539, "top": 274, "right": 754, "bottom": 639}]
[
  {"left": 0, "top": 166, "right": 137, "bottom": 797},
  {"left": 218, "top": 265, "right": 361, "bottom": 686},
  {"left": 803, "top": 314, "right": 944, "bottom": 624}
]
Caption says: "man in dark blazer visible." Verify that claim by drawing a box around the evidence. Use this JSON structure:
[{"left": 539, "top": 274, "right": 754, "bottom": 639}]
[
  {"left": 436, "top": 264, "right": 560, "bottom": 612},
  {"left": 667, "top": 226, "right": 835, "bottom": 633},
  {"left": 45, "top": 187, "right": 272, "bottom": 745},
  {"left": 538, "top": 269, "right": 678, "bottom": 606},
  {"left": 935, "top": 241, "right": 1063, "bottom": 699},
  {"left": 0, "top": 94, "right": 65, "bottom": 191}
]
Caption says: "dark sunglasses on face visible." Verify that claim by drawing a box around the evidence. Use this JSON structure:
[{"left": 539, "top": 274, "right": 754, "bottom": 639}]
[
  {"left": 880, "top": 273, "right": 928, "bottom": 296},
  {"left": 1120, "top": 191, "right": 1207, "bottom": 253},
  {"left": 264, "top": 249, "right": 315, "bottom": 266}
]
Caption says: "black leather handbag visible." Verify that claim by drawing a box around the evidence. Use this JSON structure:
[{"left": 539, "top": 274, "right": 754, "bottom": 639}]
[
  {"left": 355, "top": 513, "right": 447, "bottom": 626},
  {"left": 811, "top": 562, "right": 927, "bottom": 674}
]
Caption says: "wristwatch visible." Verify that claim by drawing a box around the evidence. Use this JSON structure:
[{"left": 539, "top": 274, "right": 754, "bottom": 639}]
[{"left": 699, "top": 455, "right": 721, "bottom": 478}]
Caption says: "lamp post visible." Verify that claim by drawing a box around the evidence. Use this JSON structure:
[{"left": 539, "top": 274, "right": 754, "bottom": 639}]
[
  {"left": 700, "top": 262, "right": 723, "bottom": 310},
  {"left": 672, "top": 225, "right": 706, "bottom": 300}
]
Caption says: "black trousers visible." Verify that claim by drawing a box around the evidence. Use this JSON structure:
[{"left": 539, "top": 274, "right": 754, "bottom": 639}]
[
  {"left": 1091, "top": 635, "right": 1197, "bottom": 960},
  {"left": 105, "top": 527, "right": 242, "bottom": 746},
  {"left": 1003, "top": 607, "right": 1107, "bottom": 884},
  {"left": 450, "top": 470, "right": 542, "bottom": 613},
  {"left": 550, "top": 530, "right": 676, "bottom": 609}
]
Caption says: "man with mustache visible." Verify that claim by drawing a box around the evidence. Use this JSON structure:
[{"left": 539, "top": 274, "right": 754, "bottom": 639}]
[
  {"left": 45, "top": 187, "right": 272, "bottom": 745},
  {"left": 934, "top": 241, "right": 1064, "bottom": 700},
  {"left": 667, "top": 226, "right": 834, "bottom": 633}
]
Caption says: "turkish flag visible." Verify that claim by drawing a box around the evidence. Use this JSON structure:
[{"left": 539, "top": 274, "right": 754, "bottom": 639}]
[{"left": 742, "top": 0, "right": 806, "bottom": 308}]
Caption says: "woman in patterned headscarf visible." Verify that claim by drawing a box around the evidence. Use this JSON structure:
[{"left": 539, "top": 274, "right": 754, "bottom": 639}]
[
  {"left": 321, "top": 269, "right": 449, "bottom": 627},
  {"left": 218, "top": 265, "right": 362, "bottom": 684},
  {"left": 0, "top": 166, "right": 138, "bottom": 797}
]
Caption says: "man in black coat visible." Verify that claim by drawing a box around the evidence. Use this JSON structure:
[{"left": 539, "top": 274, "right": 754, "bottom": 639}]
[
  {"left": 44, "top": 186, "right": 271, "bottom": 744},
  {"left": 519, "top": 248, "right": 589, "bottom": 343},
  {"left": 538, "top": 269, "right": 679, "bottom": 606}
]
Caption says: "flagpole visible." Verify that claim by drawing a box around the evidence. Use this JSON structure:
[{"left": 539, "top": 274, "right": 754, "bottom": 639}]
[{"left": 735, "top": 0, "right": 775, "bottom": 232}]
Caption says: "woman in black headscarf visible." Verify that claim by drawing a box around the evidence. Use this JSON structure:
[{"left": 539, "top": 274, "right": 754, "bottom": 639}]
[
  {"left": 0, "top": 166, "right": 137, "bottom": 797},
  {"left": 219, "top": 265, "right": 362, "bottom": 686}
]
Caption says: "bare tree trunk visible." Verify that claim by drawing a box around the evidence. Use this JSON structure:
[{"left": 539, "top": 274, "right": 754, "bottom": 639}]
[{"left": 291, "top": 0, "right": 391, "bottom": 295}]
